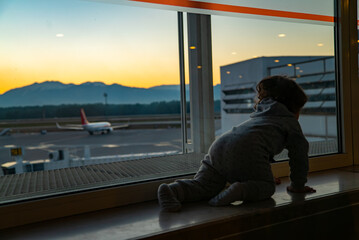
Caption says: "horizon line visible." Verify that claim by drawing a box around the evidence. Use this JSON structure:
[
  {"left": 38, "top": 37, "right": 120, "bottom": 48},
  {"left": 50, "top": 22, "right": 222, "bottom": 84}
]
[{"left": 1, "top": 80, "right": 221, "bottom": 95}]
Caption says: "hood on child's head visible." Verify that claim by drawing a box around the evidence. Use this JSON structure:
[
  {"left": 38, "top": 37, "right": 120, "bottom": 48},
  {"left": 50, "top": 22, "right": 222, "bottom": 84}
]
[{"left": 250, "top": 98, "right": 296, "bottom": 118}]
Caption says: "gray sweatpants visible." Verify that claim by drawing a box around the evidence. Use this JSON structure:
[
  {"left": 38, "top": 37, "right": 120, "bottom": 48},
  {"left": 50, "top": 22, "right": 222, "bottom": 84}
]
[{"left": 169, "top": 156, "right": 275, "bottom": 203}]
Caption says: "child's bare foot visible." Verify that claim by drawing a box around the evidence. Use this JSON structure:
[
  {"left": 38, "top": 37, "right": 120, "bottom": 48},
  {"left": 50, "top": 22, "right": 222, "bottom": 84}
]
[{"left": 286, "top": 185, "right": 316, "bottom": 193}]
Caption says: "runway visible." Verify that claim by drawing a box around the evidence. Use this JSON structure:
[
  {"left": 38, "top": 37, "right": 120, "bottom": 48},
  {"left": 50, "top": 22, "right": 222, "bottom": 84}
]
[{"left": 0, "top": 128, "right": 183, "bottom": 164}]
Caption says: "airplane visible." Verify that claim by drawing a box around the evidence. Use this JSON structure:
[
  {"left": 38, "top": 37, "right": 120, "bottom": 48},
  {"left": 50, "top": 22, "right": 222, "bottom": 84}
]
[
  {"left": 0, "top": 128, "right": 11, "bottom": 136},
  {"left": 56, "top": 108, "right": 129, "bottom": 135}
]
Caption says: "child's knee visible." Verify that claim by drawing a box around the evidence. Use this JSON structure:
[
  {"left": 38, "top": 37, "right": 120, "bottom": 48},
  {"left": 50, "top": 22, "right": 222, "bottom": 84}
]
[{"left": 244, "top": 181, "right": 275, "bottom": 201}]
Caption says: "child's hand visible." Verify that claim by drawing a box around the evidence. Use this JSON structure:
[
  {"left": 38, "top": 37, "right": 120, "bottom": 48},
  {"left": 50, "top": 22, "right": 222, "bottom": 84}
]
[{"left": 286, "top": 185, "right": 316, "bottom": 193}]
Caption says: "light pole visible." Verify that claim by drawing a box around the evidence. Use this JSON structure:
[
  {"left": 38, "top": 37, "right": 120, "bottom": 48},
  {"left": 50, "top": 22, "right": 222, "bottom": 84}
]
[{"left": 104, "top": 93, "right": 108, "bottom": 117}]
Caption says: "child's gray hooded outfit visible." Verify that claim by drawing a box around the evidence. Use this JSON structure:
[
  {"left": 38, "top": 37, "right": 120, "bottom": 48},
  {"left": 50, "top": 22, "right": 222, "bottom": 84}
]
[{"left": 168, "top": 98, "right": 309, "bottom": 204}]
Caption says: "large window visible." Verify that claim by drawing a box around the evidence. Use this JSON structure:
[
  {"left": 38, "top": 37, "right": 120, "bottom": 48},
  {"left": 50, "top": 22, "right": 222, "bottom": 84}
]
[
  {"left": 0, "top": 0, "right": 357, "bottom": 228},
  {"left": 0, "top": 0, "right": 197, "bottom": 204},
  {"left": 212, "top": 1, "right": 339, "bottom": 160}
]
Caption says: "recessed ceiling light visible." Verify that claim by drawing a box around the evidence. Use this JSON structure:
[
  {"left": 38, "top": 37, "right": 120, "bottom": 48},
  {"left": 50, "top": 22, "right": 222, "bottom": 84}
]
[
  {"left": 56, "top": 33, "right": 64, "bottom": 37},
  {"left": 317, "top": 43, "right": 324, "bottom": 47},
  {"left": 278, "top": 34, "right": 286, "bottom": 38}
]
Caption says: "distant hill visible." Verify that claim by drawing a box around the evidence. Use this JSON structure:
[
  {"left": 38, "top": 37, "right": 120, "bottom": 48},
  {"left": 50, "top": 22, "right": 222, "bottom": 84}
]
[{"left": 0, "top": 81, "right": 221, "bottom": 107}]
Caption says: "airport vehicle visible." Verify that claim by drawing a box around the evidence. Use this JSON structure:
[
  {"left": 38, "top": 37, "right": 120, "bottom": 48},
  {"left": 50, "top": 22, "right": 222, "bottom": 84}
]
[
  {"left": 56, "top": 108, "right": 129, "bottom": 135},
  {"left": 0, "top": 128, "right": 11, "bottom": 136}
]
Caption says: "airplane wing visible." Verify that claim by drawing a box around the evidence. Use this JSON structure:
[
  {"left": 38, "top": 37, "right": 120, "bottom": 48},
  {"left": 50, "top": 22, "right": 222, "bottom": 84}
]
[
  {"left": 112, "top": 124, "right": 130, "bottom": 129},
  {"left": 56, "top": 122, "right": 83, "bottom": 130}
]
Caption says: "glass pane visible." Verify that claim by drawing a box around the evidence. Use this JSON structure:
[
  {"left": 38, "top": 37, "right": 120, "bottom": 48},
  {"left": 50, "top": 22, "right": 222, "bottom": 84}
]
[
  {"left": 212, "top": 3, "right": 338, "bottom": 160},
  {"left": 0, "top": 0, "right": 184, "bottom": 201}
]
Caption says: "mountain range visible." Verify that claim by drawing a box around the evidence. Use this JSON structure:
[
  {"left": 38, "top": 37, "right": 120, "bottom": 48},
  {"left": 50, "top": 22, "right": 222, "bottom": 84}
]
[{"left": 0, "top": 81, "right": 221, "bottom": 107}]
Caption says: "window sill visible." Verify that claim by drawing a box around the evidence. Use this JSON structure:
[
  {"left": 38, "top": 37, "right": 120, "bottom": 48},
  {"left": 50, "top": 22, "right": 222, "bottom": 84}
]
[
  {"left": 2, "top": 166, "right": 359, "bottom": 239},
  {"left": 0, "top": 152, "right": 351, "bottom": 230}
]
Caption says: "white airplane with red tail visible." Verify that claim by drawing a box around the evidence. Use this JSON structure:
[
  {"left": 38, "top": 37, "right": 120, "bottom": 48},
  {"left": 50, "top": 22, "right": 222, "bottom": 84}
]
[{"left": 56, "top": 108, "right": 129, "bottom": 135}]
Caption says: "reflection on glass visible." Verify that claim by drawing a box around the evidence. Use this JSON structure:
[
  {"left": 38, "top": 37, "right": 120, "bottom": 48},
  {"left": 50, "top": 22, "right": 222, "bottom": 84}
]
[{"left": 212, "top": 12, "right": 338, "bottom": 159}]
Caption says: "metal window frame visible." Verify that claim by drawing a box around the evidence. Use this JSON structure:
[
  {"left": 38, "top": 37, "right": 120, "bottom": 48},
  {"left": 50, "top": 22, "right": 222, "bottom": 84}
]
[
  {"left": 187, "top": 13, "right": 215, "bottom": 153},
  {"left": 347, "top": 0, "right": 359, "bottom": 165}
]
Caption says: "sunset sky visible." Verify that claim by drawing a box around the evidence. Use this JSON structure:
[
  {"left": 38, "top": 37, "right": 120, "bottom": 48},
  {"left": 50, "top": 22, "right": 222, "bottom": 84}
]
[{"left": 0, "top": 0, "right": 335, "bottom": 94}]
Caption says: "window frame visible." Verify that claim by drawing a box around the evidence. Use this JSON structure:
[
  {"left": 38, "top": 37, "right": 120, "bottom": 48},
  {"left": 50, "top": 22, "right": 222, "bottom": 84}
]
[
  {"left": 351, "top": 0, "right": 359, "bottom": 165},
  {"left": 272, "top": 0, "right": 358, "bottom": 173},
  {"left": 1, "top": 0, "right": 358, "bottom": 230}
]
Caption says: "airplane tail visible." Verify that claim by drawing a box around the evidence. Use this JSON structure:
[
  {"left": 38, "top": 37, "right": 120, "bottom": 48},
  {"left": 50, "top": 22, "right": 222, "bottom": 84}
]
[
  {"left": 0, "top": 128, "right": 11, "bottom": 136},
  {"left": 80, "top": 108, "right": 89, "bottom": 125}
]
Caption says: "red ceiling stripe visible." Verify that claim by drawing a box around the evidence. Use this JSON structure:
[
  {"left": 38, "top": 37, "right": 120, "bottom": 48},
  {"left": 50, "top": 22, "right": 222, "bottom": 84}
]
[{"left": 130, "top": 0, "right": 334, "bottom": 23}]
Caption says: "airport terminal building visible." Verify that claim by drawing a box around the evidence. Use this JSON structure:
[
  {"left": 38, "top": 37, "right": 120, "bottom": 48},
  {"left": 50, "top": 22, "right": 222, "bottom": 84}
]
[{"left": 220, "top": 56, "right": 338, "bottom": 157}]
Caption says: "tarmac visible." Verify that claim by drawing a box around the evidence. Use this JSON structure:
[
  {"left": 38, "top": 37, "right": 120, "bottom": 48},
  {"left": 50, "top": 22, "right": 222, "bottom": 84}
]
[{"left": 0, "top": 128, "right": 183, "bottom": 164}]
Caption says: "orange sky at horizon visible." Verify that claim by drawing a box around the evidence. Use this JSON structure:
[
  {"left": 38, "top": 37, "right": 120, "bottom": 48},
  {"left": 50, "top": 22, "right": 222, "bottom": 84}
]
[
  {"left": 0, "top": 0, "right": 335, "bottom": 95},
  {"left": 0, "top": 54, "right": 183, "bottom": 94}
]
